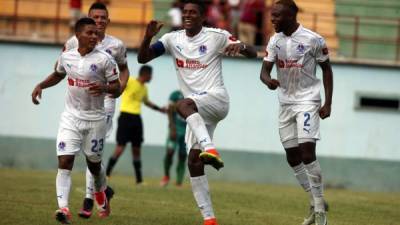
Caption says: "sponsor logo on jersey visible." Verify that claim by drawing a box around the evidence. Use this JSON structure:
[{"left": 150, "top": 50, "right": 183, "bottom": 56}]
[
  {"left": 296, "top": 43, "right": 305, "bottom": 54},
  {"left": 175, "top": 58, "right": 208, "bottom": 69},
  {"left": 277, "top": 59, "right": 303, "bottom": 68},
  {"left": 199, "top": 45, "right": 207, "bottom": 55},
  {"left": 276, "top": 45, "right": 281, "bottom": 50},
  {"left": 90, "top": 64, "right": 98, "bottom": 72},
  {"left": 67, "top": 77, "right": 91, "bottom": 87},
  {"left": 58, "top": 141, "right": 66, "bottom": 151}
]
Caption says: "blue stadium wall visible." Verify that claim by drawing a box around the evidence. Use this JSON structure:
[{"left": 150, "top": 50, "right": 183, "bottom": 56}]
[{"left": 0, "top": 42, "right": 399, "bottom": 192}]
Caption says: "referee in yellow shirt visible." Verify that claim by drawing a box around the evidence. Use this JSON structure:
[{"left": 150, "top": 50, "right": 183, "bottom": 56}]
[{"left": 106, "top": 65, "right": 165, "bottom": 184}]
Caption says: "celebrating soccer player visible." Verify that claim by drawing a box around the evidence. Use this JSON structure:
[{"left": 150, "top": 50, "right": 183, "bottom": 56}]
[
  {"left": 137, "top": 1, "right": 257, "bottom": 224},
  {"left": 31, "top": 17, "right": 120, "bottom": 224},
  {"left": 260, "top": 1, "right": 333, "bottom": 225},
  {"left": 62, "top": 2, "right": 129, "bottom": 218}
]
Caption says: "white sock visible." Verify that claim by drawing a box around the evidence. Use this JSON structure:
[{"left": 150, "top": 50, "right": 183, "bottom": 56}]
[
  {"left": 186, "top": 113, "right": 215, "bottom": 150},
  {"left": 292, "top": 163, "right": 314, "bottom": 206},
  {"left": 56, "top": 169, "right": 72, "bottom": 209},
  {"left": 92, "top": 164, "right": 107, "bottom": 193},
  {"left": 85, "top": 167, "right": 94, "bottom": 199},
  {"left": 305, "top": 160, "right": 325, "bottom": 212},
  {"left": 190, "top": 175, "right": 215, "bottom": 220}
]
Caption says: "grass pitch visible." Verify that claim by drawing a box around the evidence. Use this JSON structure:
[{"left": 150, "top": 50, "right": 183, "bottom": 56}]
[{"left": 1, "top": 168, "right": 399, "bottom": 225}]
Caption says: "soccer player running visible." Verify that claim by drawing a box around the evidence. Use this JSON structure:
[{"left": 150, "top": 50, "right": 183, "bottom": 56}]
[
  {"left": 260, "top": 1, "right": 333, "bottom": 225},
  {"left": 137, "top": 1, "right": 257, "bottom": 224},
  {"left": 31, "top": 17, "right": 120, "bottom": 224},
  {"left": 62, "top": 2, "right": 129, "bottom": 218},
  {"left": 160, "top": 90, "right": 187, "bottom": 187}
]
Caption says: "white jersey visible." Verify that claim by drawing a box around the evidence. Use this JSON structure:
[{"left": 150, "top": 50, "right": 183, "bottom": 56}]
[
  {"left": 158, "top": 27, "right": 240, "bottom": 97},
  {"left": 64, "top": 34, "right": 127, "bottom": 65},
  {"left": 56, "top": 48, "right": 119, "bottom": 121},
  {"left": 264, "top": 25, "right": 329, "bottom": 105}
]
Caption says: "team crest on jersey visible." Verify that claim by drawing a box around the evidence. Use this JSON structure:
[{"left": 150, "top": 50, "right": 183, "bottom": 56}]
[
  {"left": 58, "top": 141, "right": 66, "bottom": 151},
  {"left": 105, "top": 49, "right": 112, "bottom": 55},
  {"left": 296, "top": 43, "right": 305, "bottom": 54},
  {"left": 90, "top": 64, "right": 98, "bottom": 72},
  {"left": 199, "top": 45, "right": 207, "bottom": 54}
]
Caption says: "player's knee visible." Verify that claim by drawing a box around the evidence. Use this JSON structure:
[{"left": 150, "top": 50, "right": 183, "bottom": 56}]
[
  {"left": 176, "top": 99, "right": 197, "bottom": 118},
  {"left": 58, "top": 155, "right": 74, "bottom": 170}
]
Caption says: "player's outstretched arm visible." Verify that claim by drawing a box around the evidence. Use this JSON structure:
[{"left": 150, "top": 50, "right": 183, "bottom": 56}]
[
  {"left": 260, "top": 61, "right": 280, "bottom": 90},
  {"left": 137, "top": 20, "right": 164, "bottom": 64},
  {"left": 31, "top": 72, "right": 65, "bottom": 105},
  {"left": 319, "top": 59, "right": 333, "bottom": 119}
]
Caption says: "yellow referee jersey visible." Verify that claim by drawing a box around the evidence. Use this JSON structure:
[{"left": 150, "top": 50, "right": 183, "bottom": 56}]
[{"left": 119, "top": 77, "right": 148, "bottom": 115}]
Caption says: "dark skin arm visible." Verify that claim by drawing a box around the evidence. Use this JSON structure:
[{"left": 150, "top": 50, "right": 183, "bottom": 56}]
[
  {"left": 318, "top": 59, "right": 333, "bottom": 119},
  {"left": 260, "top": 60, "right": 280, "bottom": 90},
  {"left": 31, "top": 71, "right": 66, "bottom": 105},
  {"left": 137, "top": 20, "right": 164, "bottom": 64}
]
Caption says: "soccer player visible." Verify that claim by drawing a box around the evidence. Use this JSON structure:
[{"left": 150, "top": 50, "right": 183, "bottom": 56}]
[
  {"left": 137, "top": 1, "right": 257, "bottom": 224},
  {"left": 31, "top": 17, "right": 120, "bottom": 224},
  {"left": 260, "top": 1, "right": 333, "bottom": 225},
  {"left": 105, "top": 65, "right": 166, "bottom": 184},
  {"left": 160, "top": 90, "right": 187, "bottom": 187},
  {"left": 62, "top": 2, "right": 129, "bottom": 218}
]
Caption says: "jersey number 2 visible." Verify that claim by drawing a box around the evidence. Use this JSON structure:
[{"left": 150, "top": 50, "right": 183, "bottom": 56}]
[{"left": 304, "top": 112, "right": 311, "bottom": 127}]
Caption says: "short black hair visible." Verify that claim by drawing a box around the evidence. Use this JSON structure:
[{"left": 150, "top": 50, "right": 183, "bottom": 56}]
[
  {"left": 139, "top": 65, "right": 153, "bottom": 75},
  {"left": 276, "top": 0, "right": 299, "bottom": 15},
  {"left": 183, "top": 0, "right": 206, "bottom": 16},
  {"left": 89, "top": 2, "right": 109, "bottom": 15},
  {"left": 75, "top": 17, "right": 96, "bottom": 33}
]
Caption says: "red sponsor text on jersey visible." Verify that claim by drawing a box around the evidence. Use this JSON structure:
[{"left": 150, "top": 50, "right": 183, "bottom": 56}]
[
  {"left": 277, "top": 59, "right": 303, "bottom": 68},
  {"left": 67, "top": 77, "right": 91, "bottom": 87},
  {"left": 175, "top": 58, "right": 208, "bottom": 70}
]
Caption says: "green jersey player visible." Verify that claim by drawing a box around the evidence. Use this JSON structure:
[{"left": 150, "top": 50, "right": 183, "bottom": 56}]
[{"left": 160, "top": 90, "right": 187, "bottom": 187}]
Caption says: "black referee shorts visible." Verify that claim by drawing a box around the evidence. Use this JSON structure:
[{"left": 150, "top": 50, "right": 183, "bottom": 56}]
[{"left": 116, "top": 112, "right": 143, "bottom": 147}]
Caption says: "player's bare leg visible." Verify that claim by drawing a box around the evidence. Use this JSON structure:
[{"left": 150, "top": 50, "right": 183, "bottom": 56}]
[
  {"left": 55, "top": 155, "right": 74, "bottom": 224},
  {"left": 188, "top": 149, "right": 219, "bottom": 225},
  {"left": 177, "top": 99, "right": 224, "bottom": 170}
]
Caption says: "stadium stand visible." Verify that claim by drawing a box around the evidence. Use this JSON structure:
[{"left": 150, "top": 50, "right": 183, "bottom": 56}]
[
  {"left": 0, "top": 0, "right": 153, "bottom": 47},
  {"left": 336, "top": 0, "right": 400, "bottom": 61}
]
